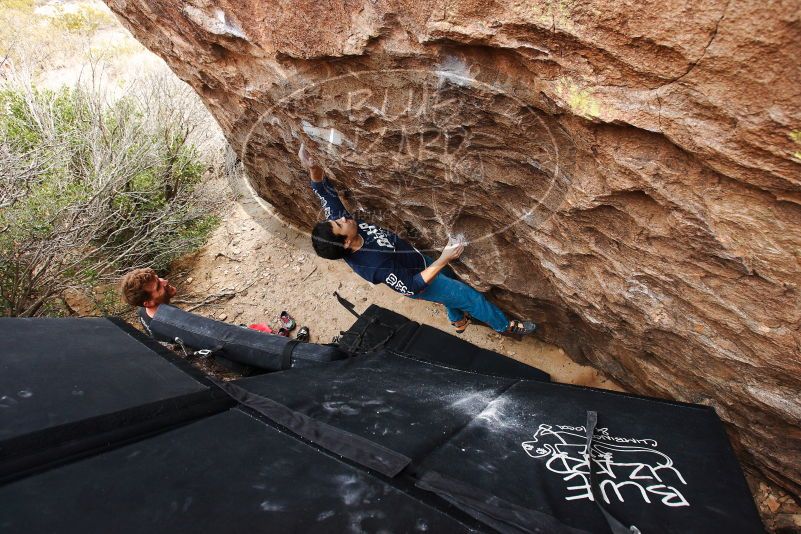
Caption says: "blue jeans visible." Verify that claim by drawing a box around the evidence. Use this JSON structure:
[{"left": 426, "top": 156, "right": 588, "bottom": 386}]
[{"left": 412, "top": 257, "right": 509, "bottom": 332}]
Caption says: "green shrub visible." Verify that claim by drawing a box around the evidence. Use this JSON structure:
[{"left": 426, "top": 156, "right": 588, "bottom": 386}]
[
  {"left": 0, "top": 0, "right": 34, "bottom": 12},
  {"left": 0, "top": 78, "right": 221, "bottom": 317},
  {"left": 50, "top": 5, "right": 114, "bottom": 34}
]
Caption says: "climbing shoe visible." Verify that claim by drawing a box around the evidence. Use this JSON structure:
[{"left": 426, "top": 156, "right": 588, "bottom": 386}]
[
  {"left": 279, "top": 311, "right": 296, "bottom": 331},
  {"left": 451, "top": 315, "right": 471, "bottom": 334},
  {"left": 296, "top": 326, "right": 310, "bottom": 342},
  {"left": 504, "top": 320, "right": 537, "bottom": 337}
]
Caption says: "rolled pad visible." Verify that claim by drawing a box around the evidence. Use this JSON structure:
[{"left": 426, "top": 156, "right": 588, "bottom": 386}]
[{"left": 149, "top": 305, "right": 344, "bottom": 371}]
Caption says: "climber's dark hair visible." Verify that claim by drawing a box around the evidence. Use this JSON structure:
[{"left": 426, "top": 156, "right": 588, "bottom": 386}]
[{"left": 311, "top": 220, "right": 347, "bottom": 259}]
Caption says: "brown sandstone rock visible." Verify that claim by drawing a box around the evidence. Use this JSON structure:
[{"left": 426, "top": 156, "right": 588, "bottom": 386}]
[{"left": 104, "top": 0, "right": 801, "bottom": 496}]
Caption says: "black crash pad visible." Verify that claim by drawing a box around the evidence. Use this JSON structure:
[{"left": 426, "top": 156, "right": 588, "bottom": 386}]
[
  {"left": 232, "top": 351, "right": 515, "bottom": 467},
  {"left": 0, "top": 409, "right": 476, "bottom": 534},
  {"left": 231, "top": 350, "right": 761, "bottom": 533},
  {"left": 338, "top": 304, "right": 550, "bottom": 381},
  {"left": 149, "top": 304, "right": 345, "bottom": 371},
  {"left": 416, "top": 381, "right": 763, "bottom": 534},
  {"left": 0, "top": 318, "right": 230, "bottom": 481},
  {"left": 0, "top": 317, "right": 762, "bottom": 534}
]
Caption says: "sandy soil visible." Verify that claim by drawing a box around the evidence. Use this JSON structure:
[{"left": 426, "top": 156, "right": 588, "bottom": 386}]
[{"left": 171, "top": 172, "right": 624, "bottom": 391}]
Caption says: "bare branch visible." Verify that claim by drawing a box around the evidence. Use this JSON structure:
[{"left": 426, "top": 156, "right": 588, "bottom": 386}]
[
  {"left": 0, "top": 68, "right": 225, "bottom": 317},
  {"left": 179, "top": 279, "right": 258, "bottom": 312}
]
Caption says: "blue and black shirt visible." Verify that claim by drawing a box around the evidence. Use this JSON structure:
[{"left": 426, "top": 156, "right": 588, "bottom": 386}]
[{"left": 311, "top": 178, "right": 429, "bottom": 296}]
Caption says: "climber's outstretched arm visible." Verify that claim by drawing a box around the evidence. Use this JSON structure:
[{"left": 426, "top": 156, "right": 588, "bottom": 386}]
[
  {"left": 299, "top": 142, "right": 351, "bottom": 220},
  {"left": 298, "top": 143, "right": 324, "bottom": 182},
  {"left": 419, "top": 241, "right": 464, "bottom": 284}
]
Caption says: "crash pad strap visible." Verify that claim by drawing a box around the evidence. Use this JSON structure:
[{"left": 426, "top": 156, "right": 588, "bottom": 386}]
[
  {"left": 415, "top": 471, "right": 591, "bottom": 534},
  {"left": 213, "top": 379, "right": 411, "bottom": 478},
  {"left": 585, "top": 411, "right": 641, "bottom": 534},
  {"left": 334, "top": 291, "right": 361, "bottom": 318},
  {"left": 280, "top": 339, "right": 299, "bottom": 370}
]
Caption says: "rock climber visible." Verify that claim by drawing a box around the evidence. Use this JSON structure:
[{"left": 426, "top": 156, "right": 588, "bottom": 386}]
[
  {"left": 119, "top": 267, "right": 176, "bottom": 337},
  {"left": 119, "top": 268, "right": 304, "bottom": 340},
  {"left": 299, "top": 143, "right": 537, "bottom": 337}
]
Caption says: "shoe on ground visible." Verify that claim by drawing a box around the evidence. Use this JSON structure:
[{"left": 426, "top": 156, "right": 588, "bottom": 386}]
[
  {"left": 279, "top": 311, "right": 296, "bottom": 331},
  {"left": 504, "top": 320, "right": 536, "bottom": 337},
  {"left": 296, "top": 326, "right": 310, "bottom": 342}
]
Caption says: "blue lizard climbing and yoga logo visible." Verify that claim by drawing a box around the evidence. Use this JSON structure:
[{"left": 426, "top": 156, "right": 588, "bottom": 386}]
[{"left": 522, "top": 422, "right": 690, "bottom": 508}]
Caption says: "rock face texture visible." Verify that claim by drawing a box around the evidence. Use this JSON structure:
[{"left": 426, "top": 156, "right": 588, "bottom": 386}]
[{"left": 105, "top": 0, "right": 801, "bottom": 495}]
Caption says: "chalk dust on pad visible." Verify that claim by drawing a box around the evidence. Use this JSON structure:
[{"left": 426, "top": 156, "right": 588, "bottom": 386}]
[
  {"left": 446, "top": 394, "right": 536, "bottom": 461},
  {"left": 320, "top": 393, "right": 410, "bottom": 421},
  {"left": 325, "top": 355, "right": 510, "bottom": 420},
  {"left": 325, "top": 387, "right": 497, "bottom": 441},
  {"left": 316, "top": 510, "right": 336, "bottom": 521},
  {"left": 329, "top": 474, "right": 417, "bottom": 534},
  {"left": 334, "top": 474, "right": 380, "bottom": 506},
  {"left": 474, "top": 395, "right": 528, "bottom": 433},
  {"left": 442, "top": 389, "right": 499, "bottom": 417},
  {"left": 322, "top": 401, "right": 361, "bottom": 416},
  {"left": 258, "top": 500, "right": 286, "bottom": 512},
  {"left": 403, "top": 369, "right": 508, "bottom": 415}
]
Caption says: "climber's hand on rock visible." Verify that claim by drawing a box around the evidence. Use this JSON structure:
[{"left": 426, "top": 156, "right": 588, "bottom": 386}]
[
  {"left": 439, "top": 241, "right": 464, "bottom": 263},
  {"left": 298, "top": 142, "right": 324, "bottom": 181},
  {"left": 298, "top": 142, "right": 315, "bottom": 169},
  {"left": 420, "top": 238, "right": 465, "bottom": 284}
]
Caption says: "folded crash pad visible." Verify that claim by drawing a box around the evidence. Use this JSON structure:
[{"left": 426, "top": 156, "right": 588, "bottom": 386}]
[
  {"left": 231, "top": 350, "right": 762, "bottom": 533},
  {"left": 338, "top": 304, "right": 549, "bottom": 381},
  {"left": 0, "top": 317, "right": 231, "bottom": 482},
  {"left": 0, "top": 409, "right": 478, "bottom": 534},
  {"left": 150, "top": 304, "right": 346, "bottom": 371}
]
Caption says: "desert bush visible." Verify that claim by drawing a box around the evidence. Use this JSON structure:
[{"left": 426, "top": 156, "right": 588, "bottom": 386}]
[
  {"left": 50, "top": 5, "right": 114, "bottom": 34},
  {"left": 0, "top": 0, "right": 34, "bottom": 12},
  {"left": 1, "top": 8, "right": 82, "bottom": 76},
  {"left": 1, "top": 1, "right": 126, "bottom": 79},
  {"left": 0, "top": 71, "right": 222, "bottom": 316}
]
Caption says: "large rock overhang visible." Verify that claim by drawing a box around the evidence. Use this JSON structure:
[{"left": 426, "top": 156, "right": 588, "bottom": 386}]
[{"left": 104, "top": 0, "right": 801, "bottom": 496}]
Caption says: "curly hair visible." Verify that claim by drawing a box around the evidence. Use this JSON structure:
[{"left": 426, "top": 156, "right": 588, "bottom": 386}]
[{"left": 119, "top": 268, "right": 158, "bottom": 307}]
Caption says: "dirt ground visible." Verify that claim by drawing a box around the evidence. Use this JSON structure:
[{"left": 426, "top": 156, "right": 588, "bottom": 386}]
[{"left": 170, "top": 172, "right": 624, "bottom": 391}]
